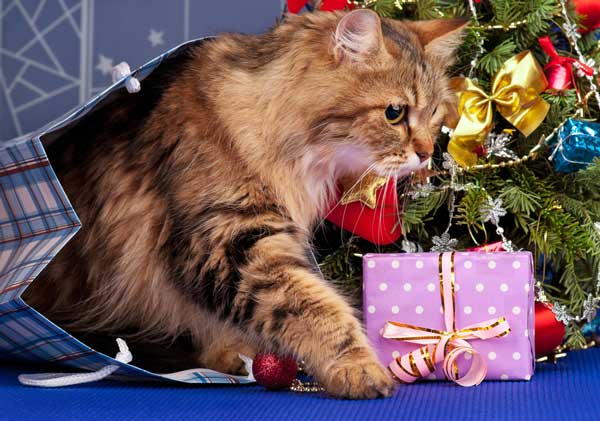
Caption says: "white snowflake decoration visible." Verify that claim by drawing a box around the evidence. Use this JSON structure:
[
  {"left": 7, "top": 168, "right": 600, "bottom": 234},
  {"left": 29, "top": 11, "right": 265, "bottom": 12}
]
[
  {"left": 442, "top": 152, "right": 458, "bottom": 172},
  {"left": 430, "top": 232, "right": 458, "bottom": 252},
  {"left": 485, "top": 132, "right": 519, "bottom": 160},
  {"left": 562, "top": 22, "right": 581, "bottom": 41},
  {"left": 552, "top": 303, "right": 571, "bottom": 324},
  {"left": 409, "top": 183, "right": 435, "bottom": 199},
  {"left": 583, "top": 294, "right": 598, "bottom": 323},
  {"left": 480, "top": 197, "right": 507, "bottom": 225}
]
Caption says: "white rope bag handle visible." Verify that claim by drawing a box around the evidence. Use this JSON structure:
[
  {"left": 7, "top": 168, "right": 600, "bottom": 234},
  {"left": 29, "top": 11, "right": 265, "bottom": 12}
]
[
  {"left": 111, "top": 62, "right": 141, "bottom": 93},
  {"left": 18, "top": 338, "right": 132, "bottom": 387}
]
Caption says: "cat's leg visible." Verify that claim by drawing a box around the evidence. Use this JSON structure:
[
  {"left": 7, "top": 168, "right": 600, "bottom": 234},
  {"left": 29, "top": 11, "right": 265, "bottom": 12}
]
[{"left": 203, "top": 222, "right": 395, "bottom": 399}]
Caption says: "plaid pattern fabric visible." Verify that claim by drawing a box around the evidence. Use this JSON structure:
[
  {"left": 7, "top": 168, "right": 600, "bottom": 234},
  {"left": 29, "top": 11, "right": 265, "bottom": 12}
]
[
  {"left": 0, "top": 139, "right": 79, "bottom": 304},
  {"left": 0, "top": 39, "right": 251, "bottom": 385}
]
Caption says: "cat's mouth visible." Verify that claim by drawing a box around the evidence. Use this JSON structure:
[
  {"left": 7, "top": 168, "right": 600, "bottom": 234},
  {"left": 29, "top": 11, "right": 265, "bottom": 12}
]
[{"left": 374, "top": 154, "right": 429, "bottom": 179}]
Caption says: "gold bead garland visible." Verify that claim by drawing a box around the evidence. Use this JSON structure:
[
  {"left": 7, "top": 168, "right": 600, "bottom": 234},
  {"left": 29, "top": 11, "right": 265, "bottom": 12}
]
[
  {"left": 472, "top": 19, "right": 530, "bottom": 31},
  {"left": 430, "top": 117, "right": 572, "bottom": 177},
  {"left": 289, "top": 379, "right": 325, "bottom": 393}
]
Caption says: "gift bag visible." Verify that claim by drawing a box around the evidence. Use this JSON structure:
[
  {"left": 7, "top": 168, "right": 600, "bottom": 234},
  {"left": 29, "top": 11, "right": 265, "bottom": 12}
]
[
  {"left": 0, "top": 39, "right": 253, "bottom": 385},
  {"left": 363, "top": 252, "right": 535, "bottom": 385}
]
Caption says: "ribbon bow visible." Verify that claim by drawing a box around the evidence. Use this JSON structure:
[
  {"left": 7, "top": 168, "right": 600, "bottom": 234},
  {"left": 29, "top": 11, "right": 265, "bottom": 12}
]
[
  {"left": 538, "top": 36, "right": 595, "bottom": 92},
  {"left": 448, "top": 51, "right": 550, "bottom": 167},
  {"left": 382, "top": 252, "right": 511, "bottom": 387}
]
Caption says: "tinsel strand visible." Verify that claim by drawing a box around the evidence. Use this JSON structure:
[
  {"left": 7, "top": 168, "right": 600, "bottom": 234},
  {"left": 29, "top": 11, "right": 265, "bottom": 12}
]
[{"left": 467, "top": 0, "right": 485, "bottom": 78}]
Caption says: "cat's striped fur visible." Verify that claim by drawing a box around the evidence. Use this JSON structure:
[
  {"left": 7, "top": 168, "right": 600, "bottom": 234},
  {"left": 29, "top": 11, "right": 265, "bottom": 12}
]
[{"left": 24, "top": 10, "right": 465, "bottom": 398}]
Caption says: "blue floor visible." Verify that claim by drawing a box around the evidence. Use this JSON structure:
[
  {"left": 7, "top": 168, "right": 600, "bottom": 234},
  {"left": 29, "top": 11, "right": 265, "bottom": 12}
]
[{"left": 2, "top": 349, "right": 599, "bottom": 421}]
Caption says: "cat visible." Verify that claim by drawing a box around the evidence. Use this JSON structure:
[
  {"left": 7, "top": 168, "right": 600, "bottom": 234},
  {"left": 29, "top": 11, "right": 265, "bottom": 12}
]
[{"left": 24, "top": 9, "right": 465, "bottom": 399}]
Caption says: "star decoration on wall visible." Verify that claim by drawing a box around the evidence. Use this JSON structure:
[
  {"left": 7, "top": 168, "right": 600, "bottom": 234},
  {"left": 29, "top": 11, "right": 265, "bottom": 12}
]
[
  {"left": 148, "top": 28, "right": 165, "bottom": 47},
  {"left": 96, "top": 54, "right": 114, "bottom": 76}
]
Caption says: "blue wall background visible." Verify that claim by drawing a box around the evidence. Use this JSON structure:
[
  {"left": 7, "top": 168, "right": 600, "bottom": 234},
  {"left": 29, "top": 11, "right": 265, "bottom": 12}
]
[{"left": 0, "top": 0, "right": 284, "bottom": 140}]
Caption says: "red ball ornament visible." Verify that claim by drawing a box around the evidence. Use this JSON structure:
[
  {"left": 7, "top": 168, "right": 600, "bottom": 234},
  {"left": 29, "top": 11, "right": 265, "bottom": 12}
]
[
  {"left": 326, "top": 176, "right": 401, "bottom": 245},
  {"left": 287, "top": 0, "right": 355, "bottom": 14},
  {"left": 319, "top": 0, "right": 355, "bottom": 12},
  {"left": 573, "top": 0, "right": 600, "bottom": 33},
  {"left": 535, "top": 302, "right": 566, "bottom": 356},
  {"left": 253, "top": 352, "right": 298, "bottom": 389}
]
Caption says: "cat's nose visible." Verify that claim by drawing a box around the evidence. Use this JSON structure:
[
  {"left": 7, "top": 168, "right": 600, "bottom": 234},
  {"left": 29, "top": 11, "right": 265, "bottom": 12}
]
[{"left": 414, "top": 139, "right": 433, "bottom": 163}]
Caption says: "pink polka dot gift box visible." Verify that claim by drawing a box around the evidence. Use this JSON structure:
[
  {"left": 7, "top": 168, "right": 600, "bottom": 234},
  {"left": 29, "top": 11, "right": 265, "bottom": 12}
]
[{"left": 363, "top": 252, "right": 535, "bottom": 386}]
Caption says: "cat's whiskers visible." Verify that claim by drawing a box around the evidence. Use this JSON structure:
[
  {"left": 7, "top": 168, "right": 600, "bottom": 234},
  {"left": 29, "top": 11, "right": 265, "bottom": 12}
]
[
  {"left": 375, "top": 167, "right": 393, "bottom": 246},
  {"left": 313, "top": 160, "right": 379, "bottom": 245},
  {"left": 393, "top": 171, "right": 409, "bottom": 241}
]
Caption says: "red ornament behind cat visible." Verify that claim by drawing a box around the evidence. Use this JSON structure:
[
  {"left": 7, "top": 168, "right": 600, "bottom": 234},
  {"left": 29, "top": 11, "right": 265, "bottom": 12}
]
[{"left": 326, "top": 178, "right": 402, "bottom": 245}]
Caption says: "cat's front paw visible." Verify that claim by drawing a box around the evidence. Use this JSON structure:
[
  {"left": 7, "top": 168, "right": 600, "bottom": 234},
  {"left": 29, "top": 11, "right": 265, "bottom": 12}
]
[{"left": 320, "top": 347, "right": 396, "bottom": 399}]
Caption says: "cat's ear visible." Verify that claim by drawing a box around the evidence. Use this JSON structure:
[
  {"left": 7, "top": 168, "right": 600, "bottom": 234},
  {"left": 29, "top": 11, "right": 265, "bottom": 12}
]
[
  {"left": 333, "top": 9, "right": 386, "bottom": 64},
  {"left": 406, "top": 18, "right": 468, "bottom": 65}
]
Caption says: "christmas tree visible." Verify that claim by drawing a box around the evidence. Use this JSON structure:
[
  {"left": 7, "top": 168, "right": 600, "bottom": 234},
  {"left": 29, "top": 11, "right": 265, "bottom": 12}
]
[{"left": 309, "top": 0, "right": 600, "bottom": 348}]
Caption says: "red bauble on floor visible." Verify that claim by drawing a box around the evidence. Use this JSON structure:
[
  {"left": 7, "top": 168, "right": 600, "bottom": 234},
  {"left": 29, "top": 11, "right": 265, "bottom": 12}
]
[{"left": 252, "top": 353, "right": 298, "bottom": 390}]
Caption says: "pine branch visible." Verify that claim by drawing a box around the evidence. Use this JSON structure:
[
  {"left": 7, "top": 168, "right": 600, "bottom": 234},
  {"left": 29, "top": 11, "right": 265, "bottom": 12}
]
[
  {"left": 477, "top": 39, "right": 516, "bottom": 76},
  {"left": 499, "top": 184, "right": 542, "bottom": 215},
  {"left": 402, "top": 190, "right": 448, "bottom": 237}
]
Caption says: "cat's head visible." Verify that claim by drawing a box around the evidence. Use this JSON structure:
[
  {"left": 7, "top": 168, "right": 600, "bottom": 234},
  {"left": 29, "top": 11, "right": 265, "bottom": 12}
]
[{"left": 295, "top": 10, "right": 466, "bottom": 180}]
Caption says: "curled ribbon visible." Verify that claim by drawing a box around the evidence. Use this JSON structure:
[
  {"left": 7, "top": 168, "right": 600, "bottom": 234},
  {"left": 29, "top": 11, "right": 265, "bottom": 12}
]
[
  {"left": 382, "top": 252, "right": 511, "bottom": 387},
  {"left": 448, "top": 51, "right": 550, "bottom": 167},
  {"left": 538, "top": 36, "right": 595, "bottom": 92}
]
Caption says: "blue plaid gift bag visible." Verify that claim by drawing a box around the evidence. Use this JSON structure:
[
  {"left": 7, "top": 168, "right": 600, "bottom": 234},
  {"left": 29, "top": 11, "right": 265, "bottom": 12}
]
[{"left": 0, "top": 39, "right": 254, "bottom": 387}]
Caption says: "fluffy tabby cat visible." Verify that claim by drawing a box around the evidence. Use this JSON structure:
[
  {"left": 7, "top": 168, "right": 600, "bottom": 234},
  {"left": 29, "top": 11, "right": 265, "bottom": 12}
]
[{"left": 25, "top": 10, "right": 465, "bottom": 399}]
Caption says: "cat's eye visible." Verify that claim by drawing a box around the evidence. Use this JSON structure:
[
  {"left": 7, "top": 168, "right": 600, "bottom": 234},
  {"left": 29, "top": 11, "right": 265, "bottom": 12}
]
[{"left": 385, "top": 104, "right": 406, "bottom": 125}]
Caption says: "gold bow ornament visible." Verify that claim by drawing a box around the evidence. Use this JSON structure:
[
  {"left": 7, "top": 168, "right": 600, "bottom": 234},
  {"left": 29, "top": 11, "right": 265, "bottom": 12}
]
[{"left": 449, "top": 51, "right": 550, "bottom": 167}]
